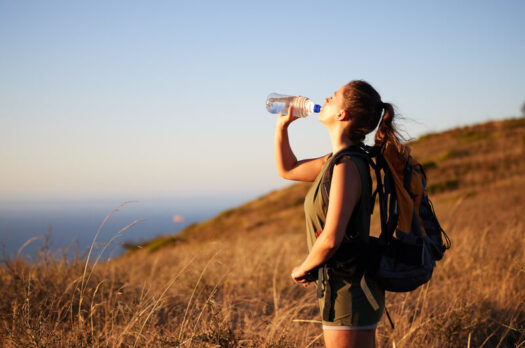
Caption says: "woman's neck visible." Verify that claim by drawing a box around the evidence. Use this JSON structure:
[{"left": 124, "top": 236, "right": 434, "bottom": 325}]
[{"left": 328, "top": 126, "right": 355, "bottom": 154}]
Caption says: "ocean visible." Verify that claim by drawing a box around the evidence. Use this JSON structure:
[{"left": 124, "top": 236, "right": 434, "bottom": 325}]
[{"left": 0, "top": 195, "right": 250, "bottom": 262}]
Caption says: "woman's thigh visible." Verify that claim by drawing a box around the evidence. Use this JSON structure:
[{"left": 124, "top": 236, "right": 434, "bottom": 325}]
[{"left": 323, "top": 328, "right": 376, "bottom": 348}]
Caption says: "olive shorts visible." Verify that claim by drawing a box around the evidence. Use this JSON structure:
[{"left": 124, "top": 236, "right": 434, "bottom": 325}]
[{"left": 318, "top": 273, "right": 385, "bottom": 327}]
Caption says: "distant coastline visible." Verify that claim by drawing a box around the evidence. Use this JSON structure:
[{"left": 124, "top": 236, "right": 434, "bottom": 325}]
[{"left": 0, "top": 196, "right": 246, "bottom": 261}]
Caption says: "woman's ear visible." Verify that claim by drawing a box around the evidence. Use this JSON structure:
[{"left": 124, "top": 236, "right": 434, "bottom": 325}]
[{"left": 336, "top": 110, "right": 349, "bottom": 121}]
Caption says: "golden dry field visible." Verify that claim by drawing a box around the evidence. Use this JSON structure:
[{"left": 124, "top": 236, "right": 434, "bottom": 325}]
[{"left": 1, "top": 118, "right": 524, "bottom": 347}]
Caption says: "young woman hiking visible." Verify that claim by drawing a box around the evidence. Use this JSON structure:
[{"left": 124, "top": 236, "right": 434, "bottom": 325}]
[{"left": 274, "top": 80, "right": 402, "bottom": 348}]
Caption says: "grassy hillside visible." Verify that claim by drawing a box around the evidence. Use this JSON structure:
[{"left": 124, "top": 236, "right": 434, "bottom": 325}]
[
  {"left": 133, "top": 116, "right": 525, "bottom": 251},
  {"left": 1, "top": 117, "right": 524, "bottom": 347}
]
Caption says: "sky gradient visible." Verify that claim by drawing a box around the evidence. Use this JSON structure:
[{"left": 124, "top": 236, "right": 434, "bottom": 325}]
[{"left": 1, "top": 0, "right": 524, "bottom": 202}]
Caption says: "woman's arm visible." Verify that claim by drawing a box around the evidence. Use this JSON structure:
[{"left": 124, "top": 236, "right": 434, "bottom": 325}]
[
  {"left": 291, "top": 157, "right": 362, "bottom": 285},
  {"left": 275, "top": 106, "right": 329, "bottom": 182}
]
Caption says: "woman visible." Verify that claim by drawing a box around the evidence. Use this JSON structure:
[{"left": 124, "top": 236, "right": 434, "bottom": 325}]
[{"left": 274, "top": 80, "right": 401, "bottom": 348}]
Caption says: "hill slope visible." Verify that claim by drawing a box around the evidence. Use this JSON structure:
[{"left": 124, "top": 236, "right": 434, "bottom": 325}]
[
  {"left": 132, "top": 116, "right": 525, "bottom": 252},
  {"left": 2, "top": 117, "right": 524, "bottom": 347}
]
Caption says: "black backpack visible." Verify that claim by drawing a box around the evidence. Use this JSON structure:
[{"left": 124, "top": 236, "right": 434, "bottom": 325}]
[{"left": 320, "top": 143, "right": 451, "bottom": 325}]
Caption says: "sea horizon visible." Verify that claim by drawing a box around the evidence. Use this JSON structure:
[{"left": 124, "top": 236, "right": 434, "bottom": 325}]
[{"left": 0, "top": 191, "right": 267, "bottom": 262}]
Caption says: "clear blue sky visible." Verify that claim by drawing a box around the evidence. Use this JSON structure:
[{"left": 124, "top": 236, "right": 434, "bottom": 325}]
[{"left": 1, "top": 0, "right": 524, "bottom": 202}]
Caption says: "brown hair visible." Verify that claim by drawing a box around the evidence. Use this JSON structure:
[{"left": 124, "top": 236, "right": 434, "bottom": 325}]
[{"left": 341, "top": 80, "right": 403, "bottom": 148}]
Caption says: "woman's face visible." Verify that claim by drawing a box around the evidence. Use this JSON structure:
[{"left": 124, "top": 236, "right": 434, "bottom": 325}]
[{"left": 318, "top": 85, "right": 348, "bottom": 125}]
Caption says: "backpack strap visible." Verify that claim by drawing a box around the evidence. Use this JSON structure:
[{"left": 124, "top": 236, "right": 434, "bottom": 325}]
[
  {"left": 320, "top": 145, "right": 372, "bottom": 213},
  {"left": 317, "top": 145, "right": 373, "bottom": 322},
  {"left": 373, "top": 147, "right": 399, "bottom": 243}
]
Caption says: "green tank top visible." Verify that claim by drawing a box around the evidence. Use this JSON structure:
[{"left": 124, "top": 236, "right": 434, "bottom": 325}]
[{"left": 304, "top": 151, "right": 372, "bottom": 278}]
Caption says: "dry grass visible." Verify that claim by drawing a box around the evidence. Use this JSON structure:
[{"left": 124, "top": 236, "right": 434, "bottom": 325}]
[{"left": 1, "top": 118, "right": 524, "bottom": 347}]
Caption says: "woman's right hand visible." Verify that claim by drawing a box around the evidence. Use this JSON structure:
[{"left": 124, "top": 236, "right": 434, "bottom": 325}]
[
  {"left": 291, "top": 266, "right": 311, "bottom": 287},
  {"left": 276, "top": 105, "right": 299, "bottom": 129}
]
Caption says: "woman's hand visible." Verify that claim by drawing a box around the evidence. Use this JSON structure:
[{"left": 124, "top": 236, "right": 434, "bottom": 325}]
[
  {"left": 291, "top": 265, "right": 311, "bottom": 287},
  {"left": 276, "top": 105, "right": 300, "bottom": 129}
]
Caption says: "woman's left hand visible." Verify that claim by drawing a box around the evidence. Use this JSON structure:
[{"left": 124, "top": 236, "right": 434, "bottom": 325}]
[{"left": 291, "top": 266, "right": 311, "bottom": 287}]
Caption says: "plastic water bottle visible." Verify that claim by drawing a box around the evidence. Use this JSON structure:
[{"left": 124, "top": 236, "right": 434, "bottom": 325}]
[{"left": 266, "top": 93, "right": 321, "bottom": 118}]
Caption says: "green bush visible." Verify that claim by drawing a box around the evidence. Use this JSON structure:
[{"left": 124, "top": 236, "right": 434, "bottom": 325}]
[
  {"left": 438, "top": 149, "right": 469, "bottom": 161},
  {"left": 421, "top": 160, "right": 437, "bottom": 171},
  {"left": 455, "top": 130, "right": 490, "bottom": 143},
  {"left": 464, "top": 190, "right": 477, "bottom": 198},
  {"left": 502, "top": 117, "right": 525, "bottom": 129},
  {"left": 428, "top": 179, "right": 460, "bottom": 194},
  {"left": 146, "top": 235, "right": 178, "bottom": 252}
]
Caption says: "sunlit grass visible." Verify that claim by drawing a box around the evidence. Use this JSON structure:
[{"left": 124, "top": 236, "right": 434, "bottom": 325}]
[{"left": 1, "top": 117, "right": 524, "bottom": 347}]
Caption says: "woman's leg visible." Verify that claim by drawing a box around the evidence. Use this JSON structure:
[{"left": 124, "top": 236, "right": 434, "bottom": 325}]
[{"left": 323, "top": 328, "right": 376, "bottom": 348}]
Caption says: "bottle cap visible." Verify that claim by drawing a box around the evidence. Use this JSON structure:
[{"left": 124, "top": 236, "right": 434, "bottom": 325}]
[{"left": 314, "top": 104, "right": 321, "bottom": 113}]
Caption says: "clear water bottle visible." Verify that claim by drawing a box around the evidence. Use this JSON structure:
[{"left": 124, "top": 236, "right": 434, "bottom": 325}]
[{"left": 266, "top": 93, "right": 321, "bottom": 118}]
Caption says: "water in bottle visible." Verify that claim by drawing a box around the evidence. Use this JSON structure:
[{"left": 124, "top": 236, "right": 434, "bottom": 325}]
[{"left": 266, "top": 93, "right": 321, "bottom": 118}]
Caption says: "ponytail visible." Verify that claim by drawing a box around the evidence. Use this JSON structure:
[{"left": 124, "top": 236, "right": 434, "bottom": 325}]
[
  {"left": 374, "top": 102, "right": 403, "bottom": 149},
  {"left": 340, "top": 80, "right": 407, "bottom": 150}
]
